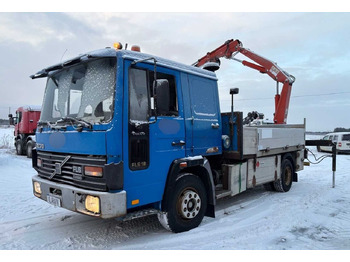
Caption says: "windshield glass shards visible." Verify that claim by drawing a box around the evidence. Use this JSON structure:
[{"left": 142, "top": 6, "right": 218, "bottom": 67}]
[{"left": 39, "top": 57, "right": 116, "bottom": 127}]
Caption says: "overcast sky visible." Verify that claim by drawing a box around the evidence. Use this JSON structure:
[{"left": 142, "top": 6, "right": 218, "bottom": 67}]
[{"left": 0, "top": 5, "right": 349, "bottom": 131}]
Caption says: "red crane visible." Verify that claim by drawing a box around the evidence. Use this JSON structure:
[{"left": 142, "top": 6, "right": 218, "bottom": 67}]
[{"left": 193, "top": 39, "right": 295, "bottom": 124}]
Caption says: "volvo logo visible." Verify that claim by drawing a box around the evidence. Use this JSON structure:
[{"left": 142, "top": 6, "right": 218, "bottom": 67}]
[
  {"left": 49, "top": 155, "right": 71, "bottom": 180},
  {"left": 55, "top": 163, "right": 62, "bottom": 175}
]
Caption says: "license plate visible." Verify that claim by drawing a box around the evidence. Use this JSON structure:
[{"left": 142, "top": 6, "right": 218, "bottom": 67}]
[{"left": 47, "top": 195, "right": 61, "bottom": 207}]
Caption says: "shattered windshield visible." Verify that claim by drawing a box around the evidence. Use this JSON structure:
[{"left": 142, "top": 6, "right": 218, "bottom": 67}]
[{"left": 40, "top": 57, "right": 116, "bottom": 125}]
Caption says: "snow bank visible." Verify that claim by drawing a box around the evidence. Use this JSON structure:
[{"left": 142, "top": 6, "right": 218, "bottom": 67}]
[{"left": 0, "top": 126, "right": 14, "bottom": 149}]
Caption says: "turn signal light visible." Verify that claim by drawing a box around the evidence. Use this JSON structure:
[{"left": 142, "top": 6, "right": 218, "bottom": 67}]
[
  {"left": 84, "top": 166, "right": 103, "bottom": 177},
  {"left": 179, "top": 162, "right": 187, "bottom": 168}
]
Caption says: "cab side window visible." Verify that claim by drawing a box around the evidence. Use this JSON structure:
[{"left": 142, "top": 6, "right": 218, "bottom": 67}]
[
  {"left": 129, "top": 68, "right": 150, "bottom": 122},
  {"left": 16, "top": 111, "right": 22, "bottom": 124}
]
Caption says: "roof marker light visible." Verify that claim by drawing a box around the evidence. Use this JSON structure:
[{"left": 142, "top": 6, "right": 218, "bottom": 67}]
[{"left": 131, "top": 45, "right": 141, "bottom": 52}]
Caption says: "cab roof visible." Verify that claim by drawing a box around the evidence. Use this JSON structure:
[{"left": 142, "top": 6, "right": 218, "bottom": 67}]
[{"left": 30, "top": 48, "right": 218, "bottom": 81}]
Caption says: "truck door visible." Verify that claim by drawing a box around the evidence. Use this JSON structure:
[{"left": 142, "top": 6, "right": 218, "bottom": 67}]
[
  {"left": 188, "top": 74, "right": 222, "bottom": 156},
  {"left": 123, "top": 60, "right": 185, "bottom": 209}
]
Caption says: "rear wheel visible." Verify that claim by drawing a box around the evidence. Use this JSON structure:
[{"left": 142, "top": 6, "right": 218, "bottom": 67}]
[
  {"left": 274, "top": 158, "right": 294, "bottom": 192},
  {"left": 16, "top": 140, "right": 24, "bottom": 155},
  {"left": 158, "top": 173, "right": 207, "bottom": 233}
]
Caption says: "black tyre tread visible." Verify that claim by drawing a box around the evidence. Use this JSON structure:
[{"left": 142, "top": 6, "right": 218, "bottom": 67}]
[
  {"left": 274, "top": 158, "right": 294, "bottom": 192},
  {"left": 161, "top": 173, "right": 207, "bottom": 233},
  {"left": 274, "top": 178, "right": 285, "bottom": 192},
  {"left": 16, "top": 140, "right": 24, "bottom": 155},
  {"left": 26, "top": 140, "right": 33, "bottom": 158}
]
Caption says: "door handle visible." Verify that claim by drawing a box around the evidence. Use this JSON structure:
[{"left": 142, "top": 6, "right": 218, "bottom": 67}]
[
  {"left": 172, "top": 140, "right": 186, "bottom": 146},
  {"left": 211, "top": 123, "right": 220, "bottom": 129}
]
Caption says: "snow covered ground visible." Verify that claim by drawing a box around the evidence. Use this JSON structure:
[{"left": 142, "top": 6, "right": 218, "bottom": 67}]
[{"left": 0, "top": 126, "right": 349, "bottom": 251}]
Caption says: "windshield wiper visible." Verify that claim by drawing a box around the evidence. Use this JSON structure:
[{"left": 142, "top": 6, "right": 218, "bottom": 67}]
[{"left": 56, "top": 117, "right": 93, "bottom": 130}]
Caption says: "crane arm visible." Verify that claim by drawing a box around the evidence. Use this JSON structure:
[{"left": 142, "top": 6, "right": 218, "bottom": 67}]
[{"left": 194, "top": 39, "right": 295, "bottom": 124}]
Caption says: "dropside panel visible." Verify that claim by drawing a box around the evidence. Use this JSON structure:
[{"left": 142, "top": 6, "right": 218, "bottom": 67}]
[{"left": 246, "top": 155, "right": 281, "bottom": 188}]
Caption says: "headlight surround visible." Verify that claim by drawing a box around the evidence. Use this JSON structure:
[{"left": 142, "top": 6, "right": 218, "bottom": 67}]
[{"left": 84, "top": 166, "right": 103, "bottom": 177}]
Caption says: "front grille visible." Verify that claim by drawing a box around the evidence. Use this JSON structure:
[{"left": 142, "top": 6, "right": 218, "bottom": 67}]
[{"left": 36, "top": 151, "right": 108, "bottom": 191}]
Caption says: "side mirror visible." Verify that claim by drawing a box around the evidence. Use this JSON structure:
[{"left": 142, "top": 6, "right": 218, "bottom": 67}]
[
  {"left": 230, "top": 88, "right": 239, "bottom": 95},
  {"left": 8, "top": 114, "right": 14, "bottom": 125},
  {"left": 155, "top": 79, "right": 170, "bottom": 116}
]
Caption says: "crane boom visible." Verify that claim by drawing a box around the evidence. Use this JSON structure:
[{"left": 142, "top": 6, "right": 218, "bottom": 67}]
[{"left": 194, "top": 39, "right": 295, "bottom": 124}]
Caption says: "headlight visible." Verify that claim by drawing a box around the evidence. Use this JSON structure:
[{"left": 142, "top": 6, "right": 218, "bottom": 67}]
[
  {"left": 34, "top": 181, "right": 42, "bottom": 195},
  {"left": 84, "top": 166, "right": 103, "bottom": 177},
  {"left": 85, "top": 195, "right": 100, "bottom": 214},
  {"left": 222, "top": 135, "right": 231, "bottom": 149}
]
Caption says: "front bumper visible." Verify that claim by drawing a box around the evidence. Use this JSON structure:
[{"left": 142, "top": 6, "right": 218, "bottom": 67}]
[{"left": 32, "top": 175, "right": 126, "bottom": 218}]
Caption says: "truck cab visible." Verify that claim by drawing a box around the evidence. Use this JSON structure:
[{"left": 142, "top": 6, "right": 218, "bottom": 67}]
[
  {"left": 31, "top": 47, "right": 222, "bottom": 231},
  {"left": 9, "top": 106, "right": 41, "bottom": 157}
]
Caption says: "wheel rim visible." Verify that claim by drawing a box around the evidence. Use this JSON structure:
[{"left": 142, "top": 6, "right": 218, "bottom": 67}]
[
  {"left": 283, "top": 165, "right": 292, "bottom": 186},
  {"left": 177, "top": 189, "right": 201, "bottom": 220}
]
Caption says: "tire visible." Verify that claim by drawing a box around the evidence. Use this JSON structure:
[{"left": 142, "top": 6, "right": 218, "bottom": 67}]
[
  {"left": 26, "top": 141, "right": 33, "bottom": 158},
  {"left": 158, "top": 173, "right": 207, "bottom": 233},
  {"left": 16, "top": 140, "right": 24, "bottom": 155},
  {"left": 274, "top": 158, "right": 294, "bottom": 192}
]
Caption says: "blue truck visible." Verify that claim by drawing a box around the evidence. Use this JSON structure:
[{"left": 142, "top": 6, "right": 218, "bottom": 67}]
[{"left": 30, "top": 40, "right": 305, "bottom": 233}]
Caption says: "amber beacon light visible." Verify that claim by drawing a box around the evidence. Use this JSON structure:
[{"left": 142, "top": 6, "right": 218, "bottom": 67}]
[{"left": 113, "top": 42, "right": 123, "bottom": 50}]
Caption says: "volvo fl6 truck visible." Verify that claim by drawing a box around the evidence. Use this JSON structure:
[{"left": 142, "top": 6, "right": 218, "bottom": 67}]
[{"left": 30, "top": 42, "right": 305, "bottom": 233}]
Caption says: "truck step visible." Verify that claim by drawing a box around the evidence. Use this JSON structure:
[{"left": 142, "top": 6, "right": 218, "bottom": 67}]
[
  {"left": 121, "top": 208, "right": 159, "bottom": 222},
  {"left": 215, "top": 189, "right": 232, "bottom": 199}
]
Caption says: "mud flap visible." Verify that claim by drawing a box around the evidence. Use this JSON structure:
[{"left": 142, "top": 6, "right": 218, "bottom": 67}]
[
  {"left": 293, "top": 172, "right": 298, "bottom": 182},
  {"left": 205, "top": 204, "right": 215, "bottom": 218}
]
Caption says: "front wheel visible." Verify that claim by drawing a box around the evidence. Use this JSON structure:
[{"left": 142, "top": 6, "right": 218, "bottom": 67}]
[
  {"left": 158, "top": 173, "right": 207, "bottom": 233},
  {"left": 26, "top": 141, "right": 33, "bottom": 158}
]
